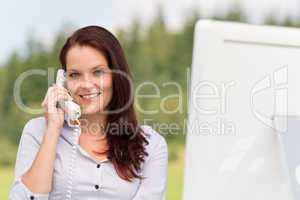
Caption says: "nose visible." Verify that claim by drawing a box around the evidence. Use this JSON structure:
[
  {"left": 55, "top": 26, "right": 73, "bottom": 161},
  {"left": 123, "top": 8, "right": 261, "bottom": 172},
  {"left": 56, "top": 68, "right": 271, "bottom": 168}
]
[{"left": 79, "top": 74, "right": 95, "bottom": 89}]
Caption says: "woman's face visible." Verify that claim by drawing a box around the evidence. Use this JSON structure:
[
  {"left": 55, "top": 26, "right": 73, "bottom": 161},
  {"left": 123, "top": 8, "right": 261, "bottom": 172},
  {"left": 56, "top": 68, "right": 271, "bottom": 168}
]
[{"left": 65, "top": 45, "right": 113, "bottom": 115}]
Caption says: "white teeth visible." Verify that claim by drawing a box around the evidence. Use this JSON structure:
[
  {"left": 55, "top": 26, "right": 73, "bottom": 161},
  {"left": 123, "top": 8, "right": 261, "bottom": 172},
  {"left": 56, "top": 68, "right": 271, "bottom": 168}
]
[{"left": 81, "top": 93, "right": 100, "bottom": 99}]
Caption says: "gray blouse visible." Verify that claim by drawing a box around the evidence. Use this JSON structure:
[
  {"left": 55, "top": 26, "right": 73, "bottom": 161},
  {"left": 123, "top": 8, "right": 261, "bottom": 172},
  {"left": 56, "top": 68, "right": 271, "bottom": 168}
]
[{"left": 8, "top": 116, "right": 168, "bottom": 200}]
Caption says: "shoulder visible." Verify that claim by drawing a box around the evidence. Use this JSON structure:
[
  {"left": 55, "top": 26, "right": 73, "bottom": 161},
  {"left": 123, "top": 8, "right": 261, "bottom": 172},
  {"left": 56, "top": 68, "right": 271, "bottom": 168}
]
[
  {"left": 21, "top": 116, "right": 47, "bottom": 144},
  {"left": 140, "top": 125, "right": 168, "bottom": 157}
]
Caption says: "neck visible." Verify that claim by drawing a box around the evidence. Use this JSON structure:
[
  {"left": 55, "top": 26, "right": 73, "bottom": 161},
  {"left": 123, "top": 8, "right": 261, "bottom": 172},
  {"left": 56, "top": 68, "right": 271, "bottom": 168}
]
[{"left": 79, "top": 112, "right": 108, "bottom": 138}]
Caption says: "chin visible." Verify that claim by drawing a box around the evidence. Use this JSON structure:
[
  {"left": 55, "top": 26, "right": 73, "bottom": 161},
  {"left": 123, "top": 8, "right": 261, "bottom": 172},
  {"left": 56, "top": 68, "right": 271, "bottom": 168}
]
[
  {"left": 82, "top": 107, "right": 100, "bottom": 115},
  {"left": 81, "top": 104, "right": 106, "bottom": 115}
]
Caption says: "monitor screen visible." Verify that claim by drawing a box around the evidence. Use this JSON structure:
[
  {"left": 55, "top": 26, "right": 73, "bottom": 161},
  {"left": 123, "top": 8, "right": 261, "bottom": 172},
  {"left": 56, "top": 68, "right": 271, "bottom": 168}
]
[{"left": 183, "top": 20, "right": 300, "bottom": 200}]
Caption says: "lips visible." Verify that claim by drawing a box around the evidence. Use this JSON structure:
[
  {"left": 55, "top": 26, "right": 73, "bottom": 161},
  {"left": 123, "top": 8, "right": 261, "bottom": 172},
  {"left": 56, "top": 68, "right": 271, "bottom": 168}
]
[{"left": 79, "top": 92, "right": 101, "bottom": 100}]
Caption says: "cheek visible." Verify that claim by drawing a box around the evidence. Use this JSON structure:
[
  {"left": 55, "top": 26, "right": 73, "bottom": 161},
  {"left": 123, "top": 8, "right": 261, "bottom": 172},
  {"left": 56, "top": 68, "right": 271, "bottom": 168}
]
[
  {"left": 101, "top": 75, "right": 113, "bottom": 91},
  {"left": 66, "top": 81, "right": 77, "bottom": 93},
  {"left": 101, "top": 77, "right": 113, "bottom": 104}
]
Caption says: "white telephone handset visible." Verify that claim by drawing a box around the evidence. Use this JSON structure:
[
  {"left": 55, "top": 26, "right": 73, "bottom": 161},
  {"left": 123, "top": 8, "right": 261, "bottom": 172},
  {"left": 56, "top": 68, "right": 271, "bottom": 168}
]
[
  {"left": 56, "top": 69, "right": 81, "bottom": 127},
  {"left": 56, "top": 69, "right": 81, "bottom": 200}
]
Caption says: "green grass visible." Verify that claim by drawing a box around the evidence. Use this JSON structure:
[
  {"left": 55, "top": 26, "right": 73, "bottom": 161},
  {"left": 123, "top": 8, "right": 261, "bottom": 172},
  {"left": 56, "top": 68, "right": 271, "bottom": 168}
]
[
  {"left": 0, "top": 166, "right": 14, "bottom": 199},
  {"left": 166, "top": 143, "right": 185, "bottom": 200},
  {"left": 166, "top": 160, "right": 184, "bottom": 199},
  {"left": 0, "top": 145, "right": 185, "bottom": 200}
]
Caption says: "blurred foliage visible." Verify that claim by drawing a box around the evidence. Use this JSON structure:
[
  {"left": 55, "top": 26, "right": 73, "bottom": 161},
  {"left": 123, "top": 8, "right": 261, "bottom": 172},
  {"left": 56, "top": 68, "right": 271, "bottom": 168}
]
[
  {"left": 0, "top": 137, "right": 17, "bottom": 166},
  {"left": 1, "top": 6, "right": 300, "bottom": 167}
]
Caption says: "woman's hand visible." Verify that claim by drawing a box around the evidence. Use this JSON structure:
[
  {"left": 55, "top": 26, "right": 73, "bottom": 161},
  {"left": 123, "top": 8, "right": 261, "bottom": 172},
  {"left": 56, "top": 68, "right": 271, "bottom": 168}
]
[{"left": 41, "top": 83, "right": 74, "bottom": 131}]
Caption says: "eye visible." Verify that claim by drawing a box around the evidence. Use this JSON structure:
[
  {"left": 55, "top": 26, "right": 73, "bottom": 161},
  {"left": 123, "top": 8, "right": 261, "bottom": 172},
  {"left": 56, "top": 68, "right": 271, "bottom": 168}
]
[
  {"left": 94, "top": 70, "right": 104, "bottom": 76},
  {"left": 69, "top": 72, "right": 79, "bottom": 78}
]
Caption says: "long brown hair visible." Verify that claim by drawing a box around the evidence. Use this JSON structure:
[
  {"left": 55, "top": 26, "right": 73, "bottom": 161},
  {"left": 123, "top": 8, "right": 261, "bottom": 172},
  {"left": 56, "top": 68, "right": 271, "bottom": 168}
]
[{"left": 59, "top": 25, "right": 149, "bottom": 182}]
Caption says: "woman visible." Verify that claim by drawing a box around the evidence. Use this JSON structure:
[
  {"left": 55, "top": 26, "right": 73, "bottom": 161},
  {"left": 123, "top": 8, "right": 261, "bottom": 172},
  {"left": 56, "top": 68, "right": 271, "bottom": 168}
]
[{"left": 9, "top": 26, "right": 168, "bottom": 200}]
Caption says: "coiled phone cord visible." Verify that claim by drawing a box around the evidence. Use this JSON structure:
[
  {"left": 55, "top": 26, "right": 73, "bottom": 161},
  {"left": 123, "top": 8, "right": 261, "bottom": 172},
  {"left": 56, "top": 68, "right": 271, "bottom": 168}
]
[{"left": 65, "top": 120, "right": 81, "bottom": 200}]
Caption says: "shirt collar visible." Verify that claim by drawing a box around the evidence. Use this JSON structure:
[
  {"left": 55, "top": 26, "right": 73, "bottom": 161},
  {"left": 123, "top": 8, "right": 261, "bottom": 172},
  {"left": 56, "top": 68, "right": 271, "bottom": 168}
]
[
  {"left": 60, "top": 120, "right": 110, "bottom": 164},
  {"left": 60, "top": 120, "right": 81, "bottom": 146}
]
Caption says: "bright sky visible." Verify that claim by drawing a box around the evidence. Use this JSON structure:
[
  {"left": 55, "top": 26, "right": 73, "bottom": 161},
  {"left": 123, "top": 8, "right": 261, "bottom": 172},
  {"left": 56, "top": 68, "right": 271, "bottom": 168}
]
[{"left": 1, "top": 0, "right": 300, "bottom": 64}]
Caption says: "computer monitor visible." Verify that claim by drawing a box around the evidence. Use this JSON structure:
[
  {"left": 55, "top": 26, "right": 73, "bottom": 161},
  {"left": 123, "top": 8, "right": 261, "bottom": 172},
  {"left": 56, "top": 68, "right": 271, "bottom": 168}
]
[{"left": 183, "top": 20, "right": 300, "bottom": 200}]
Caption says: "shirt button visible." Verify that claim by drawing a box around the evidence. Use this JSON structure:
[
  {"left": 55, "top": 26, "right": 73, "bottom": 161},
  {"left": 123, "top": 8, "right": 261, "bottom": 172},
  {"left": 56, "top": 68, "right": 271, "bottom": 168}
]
[
  {"left": 94, "top": 184, "right": 100, "bottom": 190},
  {"left": 97, "top": 164, "right": 101, "bottom": 168},
  {"left": 30, "top": 196, "right": 35, "bottom": 200}
]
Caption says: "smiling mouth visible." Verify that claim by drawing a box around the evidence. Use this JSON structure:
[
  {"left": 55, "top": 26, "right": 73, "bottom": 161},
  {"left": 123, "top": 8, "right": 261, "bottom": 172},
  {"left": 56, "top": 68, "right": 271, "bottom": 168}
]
[{"left": 79, "top": 92, "right": 101, "bottom": 99}]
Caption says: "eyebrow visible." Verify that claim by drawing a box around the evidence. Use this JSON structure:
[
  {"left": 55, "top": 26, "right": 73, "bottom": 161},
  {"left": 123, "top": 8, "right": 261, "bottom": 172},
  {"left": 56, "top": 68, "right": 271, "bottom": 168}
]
[{"left": 68, "top": 65, "right": 107, "bottom": 72}]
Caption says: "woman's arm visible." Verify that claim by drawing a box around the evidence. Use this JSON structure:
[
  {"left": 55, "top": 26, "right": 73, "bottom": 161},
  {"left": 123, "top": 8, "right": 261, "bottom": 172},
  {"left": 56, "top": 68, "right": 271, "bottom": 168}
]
[
  {"left": 22, "top": 124, "right": 61, "bottom": 193},
  {"left": 9, "top": 84, "right": 71, "bottom": 199},
  {"left": 9, "top": 119, "right": 61, "bottom": 200},
  {"left": 132, "top": 132, "right": 168, "bottom": 200}
]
